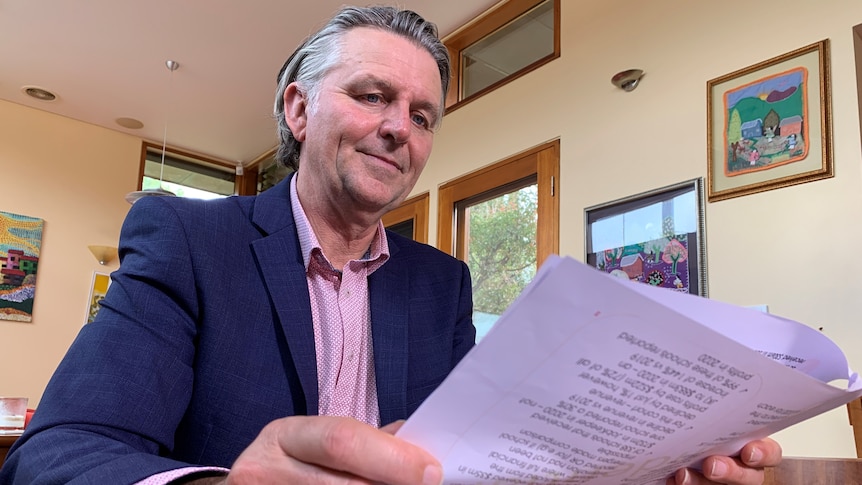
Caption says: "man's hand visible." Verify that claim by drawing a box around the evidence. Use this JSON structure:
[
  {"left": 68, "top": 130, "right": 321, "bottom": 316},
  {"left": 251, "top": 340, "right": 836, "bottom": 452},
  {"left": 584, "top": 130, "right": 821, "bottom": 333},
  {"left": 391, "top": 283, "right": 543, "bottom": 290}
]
[
  {"left": 666, "top": 437, "right": 782, "bottom": 485},
  {"left": 223, "top": 416, "right": 442, "bottom": 485}
]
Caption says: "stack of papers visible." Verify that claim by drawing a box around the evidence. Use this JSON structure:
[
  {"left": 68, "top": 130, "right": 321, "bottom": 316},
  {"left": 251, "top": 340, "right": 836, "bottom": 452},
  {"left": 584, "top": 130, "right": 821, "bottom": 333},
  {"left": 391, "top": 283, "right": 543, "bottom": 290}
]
[{"left": 398, "top": 255, "right": 862, "bottom": 484}]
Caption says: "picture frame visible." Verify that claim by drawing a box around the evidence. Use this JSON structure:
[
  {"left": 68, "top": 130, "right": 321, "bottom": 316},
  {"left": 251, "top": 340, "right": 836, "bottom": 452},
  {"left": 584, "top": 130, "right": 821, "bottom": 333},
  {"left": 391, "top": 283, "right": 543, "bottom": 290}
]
[
  {"left": 584, "top": 178, "right": 708, "bottom": 297},
  {"left": 707, "top": 39, "right": 833, "bottom": 202},
  {"left": 85, "top": 271, "right": 111, "bottom": 325},
  {"left": 0, "top": 210, "right": 44, "bottom": 323}
]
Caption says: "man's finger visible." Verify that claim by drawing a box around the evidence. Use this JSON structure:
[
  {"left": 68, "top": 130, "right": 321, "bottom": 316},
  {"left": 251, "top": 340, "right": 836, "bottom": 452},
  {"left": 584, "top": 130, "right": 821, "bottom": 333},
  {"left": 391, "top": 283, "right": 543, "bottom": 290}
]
[
  {"left": 275, "top": 416, "right": 442, "bottom": 485},
  {"left": 739, "top": 437, "right": 782, "bottom": 467},
  {"left": 381, "top": 420, "right": 405, "bottom": 435},
  {"left": 701, "top": 455, "right": 763, "bottom": 485}
]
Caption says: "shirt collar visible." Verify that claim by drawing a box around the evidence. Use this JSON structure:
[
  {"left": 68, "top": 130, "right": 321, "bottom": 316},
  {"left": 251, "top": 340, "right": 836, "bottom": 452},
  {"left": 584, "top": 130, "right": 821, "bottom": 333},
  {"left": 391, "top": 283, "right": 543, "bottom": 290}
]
[{"left": 290, "top": 175, "right": 390, "bottom": 272}]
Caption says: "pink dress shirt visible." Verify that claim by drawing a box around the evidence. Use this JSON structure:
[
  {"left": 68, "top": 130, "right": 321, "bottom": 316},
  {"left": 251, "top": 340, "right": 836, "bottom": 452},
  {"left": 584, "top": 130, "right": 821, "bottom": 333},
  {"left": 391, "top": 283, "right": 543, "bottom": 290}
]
[{"left": 136, "top": 176, "right": 387, "bottom": 483}]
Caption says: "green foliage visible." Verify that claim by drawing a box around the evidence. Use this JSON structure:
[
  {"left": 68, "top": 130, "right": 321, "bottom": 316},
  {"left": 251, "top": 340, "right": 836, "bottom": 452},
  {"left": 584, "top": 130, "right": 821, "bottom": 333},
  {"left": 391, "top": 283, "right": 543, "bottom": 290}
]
[
  {"left": 662, "top": 217, "right": 675, "bottom": 238},
  {"left": 644, "top": 237, "right": 669, "bottom": 262},
  {"left": 647, "top": 271, "right": 664, "bottom": 286},
  {"left": 144, "top": 177, "right": 190, "bottom": 197},
  {"left": 143, "top": 177, "right": 224, "bottom": 200},
  {"left": 0, "top": 299, "right": 33, "bottom": 314},
  {"left": 468, "top": 186, "right": 538, "bottom": 315},
  {"left": 728, "top": 109, "right": 743, "bottom": 144}
]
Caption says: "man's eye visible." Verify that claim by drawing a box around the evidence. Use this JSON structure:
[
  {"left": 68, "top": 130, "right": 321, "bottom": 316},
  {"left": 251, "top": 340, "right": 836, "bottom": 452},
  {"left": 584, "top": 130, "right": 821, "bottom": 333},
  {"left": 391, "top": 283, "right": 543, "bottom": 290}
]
[
  {"left": 364, "top": 93, "right": 381, "bottom": 103},
  {"left": 411, "top": 113, "right": 429, "bottom": 128}
]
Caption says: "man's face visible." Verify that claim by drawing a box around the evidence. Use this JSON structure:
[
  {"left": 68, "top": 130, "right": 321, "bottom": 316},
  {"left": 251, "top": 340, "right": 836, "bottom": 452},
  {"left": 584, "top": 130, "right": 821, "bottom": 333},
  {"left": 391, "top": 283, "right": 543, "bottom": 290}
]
[{"left": 287, "top": 27, "right": 442, "bottom": 216}]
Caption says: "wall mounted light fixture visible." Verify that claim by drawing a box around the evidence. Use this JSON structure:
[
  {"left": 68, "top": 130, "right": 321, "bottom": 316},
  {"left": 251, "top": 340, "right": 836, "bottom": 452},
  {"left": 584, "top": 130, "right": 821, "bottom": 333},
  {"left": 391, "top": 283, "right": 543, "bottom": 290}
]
[
  {"left": 88, "top": 245, "right": 118, "bottom": 265},
  {"left": 611, "top": 69, "right": 645, "bottom": 92}
]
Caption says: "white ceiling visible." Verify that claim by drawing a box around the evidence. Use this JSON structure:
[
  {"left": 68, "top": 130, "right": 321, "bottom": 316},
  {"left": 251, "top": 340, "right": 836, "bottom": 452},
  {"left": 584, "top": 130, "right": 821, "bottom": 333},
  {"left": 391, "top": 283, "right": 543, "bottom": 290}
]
[{"left": 0, "top": 0, "right": 501, "bottom": 166}]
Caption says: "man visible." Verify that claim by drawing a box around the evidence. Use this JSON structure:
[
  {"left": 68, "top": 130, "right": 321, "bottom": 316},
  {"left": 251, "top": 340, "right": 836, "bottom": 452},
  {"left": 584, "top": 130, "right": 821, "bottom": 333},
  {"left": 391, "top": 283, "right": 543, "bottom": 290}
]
[{"left": 0, "top": 6, "right": 780, "bottom": 485}]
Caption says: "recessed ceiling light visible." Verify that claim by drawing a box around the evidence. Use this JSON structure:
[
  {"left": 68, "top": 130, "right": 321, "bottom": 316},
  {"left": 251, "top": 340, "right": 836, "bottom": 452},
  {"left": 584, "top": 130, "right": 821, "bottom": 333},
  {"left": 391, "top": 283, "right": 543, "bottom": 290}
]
[
  {"left": 22, "top": 86, "right": 57, "bottom": 101},
  {"left": 115, "top": 117, "right": 144, "bottom": 129}
]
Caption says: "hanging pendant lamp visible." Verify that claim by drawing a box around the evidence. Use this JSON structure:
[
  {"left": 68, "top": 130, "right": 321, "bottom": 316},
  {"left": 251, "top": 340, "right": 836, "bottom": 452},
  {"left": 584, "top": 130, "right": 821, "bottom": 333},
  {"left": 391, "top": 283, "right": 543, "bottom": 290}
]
[{"left": 125, "top": 60, "right": 180, "bottom": 204}]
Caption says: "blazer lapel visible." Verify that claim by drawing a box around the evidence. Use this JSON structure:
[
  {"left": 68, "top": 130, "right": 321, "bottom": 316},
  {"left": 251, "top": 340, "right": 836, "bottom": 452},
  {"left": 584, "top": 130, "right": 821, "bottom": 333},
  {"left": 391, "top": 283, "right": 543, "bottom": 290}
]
[
  {"left": 249, "top": 177, "right": 319, "bottom": 416},
  {"left": 369, "top": 237, "right": 409, "bottom": 424},
  {"left": 247, "top": 176, "right": 411, "bottom": 423}
]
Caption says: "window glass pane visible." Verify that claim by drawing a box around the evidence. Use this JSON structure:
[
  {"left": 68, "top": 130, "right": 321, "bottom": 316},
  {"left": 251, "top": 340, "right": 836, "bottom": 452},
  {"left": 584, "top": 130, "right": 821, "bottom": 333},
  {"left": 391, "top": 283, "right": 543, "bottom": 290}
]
[
  {"left": 462, "top": 0, "right": 554, "bottom": 98},
  {"left": 258, "top": 158, "right": 294, "bottom": 193},
  {"left": 589, "top": 191, "right": 697, "bottom": 252},
  {"left": 144, "top": 151, "right": 234, "bottom": 199},
  {"left": 386, "top": 219, "right": 414, "bottom": 240},
  {"left": 462, "top": 183, "right": 537, "bottom": 341}
]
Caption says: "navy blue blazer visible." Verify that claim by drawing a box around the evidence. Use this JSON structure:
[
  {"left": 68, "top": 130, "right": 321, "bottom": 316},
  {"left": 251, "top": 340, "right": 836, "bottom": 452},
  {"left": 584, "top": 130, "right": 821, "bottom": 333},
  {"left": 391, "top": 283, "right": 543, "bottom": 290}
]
[{"left": 1, "top": 177, "right": 476, "bottom": 484}]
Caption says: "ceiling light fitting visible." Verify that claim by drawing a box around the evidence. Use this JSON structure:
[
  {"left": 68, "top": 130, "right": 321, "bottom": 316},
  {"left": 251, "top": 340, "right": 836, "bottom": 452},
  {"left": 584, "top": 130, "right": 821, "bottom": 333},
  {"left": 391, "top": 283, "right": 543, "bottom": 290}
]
[
  {"left": 116, "top": 117, "right": 144, "bottom": 129},
  {"left": 22, "top": 86, "right": 57, "bottom": 101},
  {"left": 611, "top": 69, "right": 645, "bottom": 92},
  {"left": 125, "top": 60, "right": 181, "bottom": 204}
]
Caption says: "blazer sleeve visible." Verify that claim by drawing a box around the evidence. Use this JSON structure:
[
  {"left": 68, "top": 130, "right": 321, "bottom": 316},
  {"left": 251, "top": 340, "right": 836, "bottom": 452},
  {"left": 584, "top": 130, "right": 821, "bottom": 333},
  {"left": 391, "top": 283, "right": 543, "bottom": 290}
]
[
  {"left": 1, "top": 197, "right": 208, "bottom": 484},
  {"left": 452, "top": 258, "right": 476, "bottom": 366}
]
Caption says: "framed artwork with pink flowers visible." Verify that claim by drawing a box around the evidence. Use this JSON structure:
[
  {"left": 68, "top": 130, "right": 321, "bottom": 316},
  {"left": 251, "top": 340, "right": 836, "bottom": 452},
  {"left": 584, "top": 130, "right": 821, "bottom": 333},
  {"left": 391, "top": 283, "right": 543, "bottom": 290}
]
[{"left": 585, "top": 178, "right": 707, "bottom": 297}]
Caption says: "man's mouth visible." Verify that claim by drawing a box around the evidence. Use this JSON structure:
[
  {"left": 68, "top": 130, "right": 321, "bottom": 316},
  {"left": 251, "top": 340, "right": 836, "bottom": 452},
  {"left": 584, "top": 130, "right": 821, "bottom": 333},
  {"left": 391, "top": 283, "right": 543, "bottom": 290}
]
[{"left": 361, "top": 151, "right": 402, "bottom": 172}]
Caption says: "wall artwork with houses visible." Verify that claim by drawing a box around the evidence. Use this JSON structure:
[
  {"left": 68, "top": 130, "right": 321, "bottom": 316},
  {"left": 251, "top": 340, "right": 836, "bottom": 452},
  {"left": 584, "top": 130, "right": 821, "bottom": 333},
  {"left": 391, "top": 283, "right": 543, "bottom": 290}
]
[
  {"left": 0, "top": 210, "right": 44, "bottom": 322},
  {"left": 723, "top": 67, "right": 808, "bottom": 176},
  {"left": 587, "top": 233, "right": 695, "bottom": 294}
]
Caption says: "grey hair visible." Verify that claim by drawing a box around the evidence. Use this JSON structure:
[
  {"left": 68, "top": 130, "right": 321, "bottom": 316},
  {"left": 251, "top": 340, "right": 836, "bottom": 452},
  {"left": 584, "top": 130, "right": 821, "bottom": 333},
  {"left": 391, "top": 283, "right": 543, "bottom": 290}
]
[{"left": 273, "top": 5, "right": 451, "bottom": 171}]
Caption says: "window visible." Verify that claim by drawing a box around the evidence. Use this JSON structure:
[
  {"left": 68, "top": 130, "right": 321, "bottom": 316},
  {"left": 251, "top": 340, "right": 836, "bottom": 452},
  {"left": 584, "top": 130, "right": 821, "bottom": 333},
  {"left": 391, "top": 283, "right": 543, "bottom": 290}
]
[
  {"left": 139, "top": 142, "right": 237, "bottom": 199},
  {"left": 382, "top": 193, "right": 429, "bottom": 243},
  {"left": 438, "top": 140, "right": 559, "bottom": 340},
  {"left": 444, "top": 0, "right": 560, "bottom": 111},
  {"left": 256, "top": 154, "right": 294, "bottom": 194}
]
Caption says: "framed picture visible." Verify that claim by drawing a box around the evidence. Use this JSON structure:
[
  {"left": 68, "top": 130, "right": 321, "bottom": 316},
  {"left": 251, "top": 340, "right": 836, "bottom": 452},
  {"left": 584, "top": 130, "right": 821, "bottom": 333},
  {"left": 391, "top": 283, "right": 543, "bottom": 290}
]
[
  {"left": 707, "top": 39, "right": 833, "bottom": 202},
  {"left": 0, "top": 210, "right": 44, "bottom": 323},
  {"left": 585, "top": 178, "right": 708, "bottom": 297},
  {"left": 85, "top": 271, "right": 111, "bottom": 325}
]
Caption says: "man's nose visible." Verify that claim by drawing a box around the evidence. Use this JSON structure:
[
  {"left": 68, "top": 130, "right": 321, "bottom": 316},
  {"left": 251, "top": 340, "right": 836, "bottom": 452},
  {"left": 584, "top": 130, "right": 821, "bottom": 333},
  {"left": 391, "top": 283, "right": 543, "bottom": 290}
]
[{"left": 380, "top": 103, "right": 411, "bottom": 144}]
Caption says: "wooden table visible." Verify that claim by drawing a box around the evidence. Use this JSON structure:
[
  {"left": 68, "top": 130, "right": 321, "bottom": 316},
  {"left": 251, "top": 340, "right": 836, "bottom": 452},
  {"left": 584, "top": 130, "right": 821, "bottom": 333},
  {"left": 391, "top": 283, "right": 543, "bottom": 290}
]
[
  {"left": 0, "top": 434, "right": 21, "bottom": 469},
  {"left": 764, "top": 457, "right": 862, "bottom": 484}
]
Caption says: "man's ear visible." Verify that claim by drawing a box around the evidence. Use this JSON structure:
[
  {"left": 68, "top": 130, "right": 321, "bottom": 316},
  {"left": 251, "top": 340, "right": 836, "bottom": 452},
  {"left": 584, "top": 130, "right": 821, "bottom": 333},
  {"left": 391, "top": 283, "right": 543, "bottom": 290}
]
[{"left": 283, "top": 83, "right": 307, "bottom": 143}]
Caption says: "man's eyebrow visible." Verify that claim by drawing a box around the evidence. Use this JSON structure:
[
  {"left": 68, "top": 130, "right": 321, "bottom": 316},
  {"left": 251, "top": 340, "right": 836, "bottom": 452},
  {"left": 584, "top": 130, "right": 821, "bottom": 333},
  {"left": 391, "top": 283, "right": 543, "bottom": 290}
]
[
  {"left": 349, "top": 77, "right": 391, "bottom": 93},
  {"left": 349, "top": 76, "right": 441, "bottom": 124}
]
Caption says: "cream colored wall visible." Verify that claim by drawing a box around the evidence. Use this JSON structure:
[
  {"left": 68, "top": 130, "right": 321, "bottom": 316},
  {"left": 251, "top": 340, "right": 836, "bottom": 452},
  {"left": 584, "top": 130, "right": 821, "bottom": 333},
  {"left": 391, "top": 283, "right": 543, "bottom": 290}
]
[
  {"left": 416, "top": 0, "right": 862, "bottom": 458},
  {"left": 0, "top": 99, "right": 140, "bottom": 406}
]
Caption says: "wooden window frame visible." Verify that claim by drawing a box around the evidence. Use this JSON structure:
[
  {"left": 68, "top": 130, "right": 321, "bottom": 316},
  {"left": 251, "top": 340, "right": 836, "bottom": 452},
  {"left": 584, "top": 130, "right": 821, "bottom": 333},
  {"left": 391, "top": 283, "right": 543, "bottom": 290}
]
[
  {"left": 247, "top": 147, "right": 297, "bottom": 195},
  {"left": 444, "top": 0, "right": 560, "bottom": 113},
  {"left": 236, "top": 164, "right": 259, "bottom": 196},
  {"left": 137, "top": 141, "right": 257, "bottom": 196},
  {"left": 437, "top": 139, "right": 559, "bottom": 268},
  {"left": 382, "top": 192, "right": 430, "bottom": 244}
]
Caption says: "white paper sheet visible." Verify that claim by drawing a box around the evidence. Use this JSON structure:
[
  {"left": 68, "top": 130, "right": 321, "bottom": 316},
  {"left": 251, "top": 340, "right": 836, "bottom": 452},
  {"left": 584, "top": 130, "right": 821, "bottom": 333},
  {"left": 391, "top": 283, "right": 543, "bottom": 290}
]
[{"left": 397, "top": 255, "right": 862, "bottom": 484}]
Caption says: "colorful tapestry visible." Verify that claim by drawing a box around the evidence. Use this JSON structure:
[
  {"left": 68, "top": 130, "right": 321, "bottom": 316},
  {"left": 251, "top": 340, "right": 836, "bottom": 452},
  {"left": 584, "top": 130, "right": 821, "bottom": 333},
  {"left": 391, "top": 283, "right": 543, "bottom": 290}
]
[
  {"left": 591, "top": 234, "right": 691, "bottom": 293},
  {"left": 0, "top": 211, "right": 44, "bottom": 322},
  {"left": 723, "top": 67, "right": 808, "bottom": 176}
]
